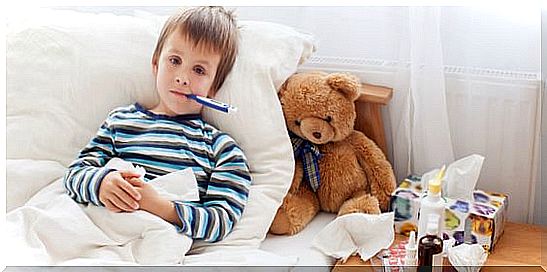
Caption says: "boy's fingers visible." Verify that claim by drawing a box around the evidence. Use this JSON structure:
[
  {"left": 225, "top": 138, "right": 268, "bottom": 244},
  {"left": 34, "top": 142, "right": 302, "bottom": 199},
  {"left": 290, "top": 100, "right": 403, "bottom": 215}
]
[
  {"left": 118, "top": 169, "right": 141, "bottom": 179},
  {"left": 118, "top": 178, "right": 142, "bottom": 201},
  {"left": 109, "top": 193, "right": 137, "bottom": 212},
  {"left": 112, "top": 188, "right": 139, "bottom": 210},
  {"left": 126, "top": 177, "right": 144, "bottom": 187}
]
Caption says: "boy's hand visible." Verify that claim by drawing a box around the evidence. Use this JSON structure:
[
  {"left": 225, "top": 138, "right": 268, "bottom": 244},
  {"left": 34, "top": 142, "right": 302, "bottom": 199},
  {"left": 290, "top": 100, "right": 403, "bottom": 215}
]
[
  {"left": 128, "top": 178, "right": 181, "bottom": 226},
  {"left": 128, "top": 178, "right": 162, "bottom": 213},
  {"left": 99, "top": 170, "right": 142, "bottom": 212}
]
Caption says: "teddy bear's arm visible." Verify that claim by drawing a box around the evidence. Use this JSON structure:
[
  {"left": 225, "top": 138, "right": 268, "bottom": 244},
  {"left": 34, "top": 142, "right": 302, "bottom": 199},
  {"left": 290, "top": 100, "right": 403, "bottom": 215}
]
[
  {"left": 289, "top": 159, "right": 305, "bottom": 193},
  {"left": 348, "top": 131, "right": 397, "bottom": 212}
]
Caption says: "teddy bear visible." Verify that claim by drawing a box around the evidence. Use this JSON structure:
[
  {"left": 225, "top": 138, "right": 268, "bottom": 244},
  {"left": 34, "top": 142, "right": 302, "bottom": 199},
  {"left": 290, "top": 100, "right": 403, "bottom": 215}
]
[{"left": 269, "top": 71, "right": 397, "bottom": 235}]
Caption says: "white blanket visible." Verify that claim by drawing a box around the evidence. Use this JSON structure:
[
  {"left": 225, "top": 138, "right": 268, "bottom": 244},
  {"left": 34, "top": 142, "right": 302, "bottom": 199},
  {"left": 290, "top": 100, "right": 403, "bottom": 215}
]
[
  {"left": 5, "top": 178, "right": 299, "bottom": 267},
  {"left": 5, "top": 169, "right": 195, "bottom": 265},
  {"left": 4, "top": 159, "right": 309, "bottom": 267}
]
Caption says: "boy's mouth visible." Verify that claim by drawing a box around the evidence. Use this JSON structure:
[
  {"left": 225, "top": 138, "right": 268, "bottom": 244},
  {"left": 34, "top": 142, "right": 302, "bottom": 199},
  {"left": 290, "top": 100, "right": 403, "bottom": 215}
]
[{"left": 169, "top": 90, "right": 191, "bottom": 99}]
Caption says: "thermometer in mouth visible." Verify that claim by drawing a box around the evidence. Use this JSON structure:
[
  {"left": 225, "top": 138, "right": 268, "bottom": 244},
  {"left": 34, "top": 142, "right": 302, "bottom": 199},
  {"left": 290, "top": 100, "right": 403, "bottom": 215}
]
[{"left": 185, "top": 94, "right": 237, "bottom": 114}]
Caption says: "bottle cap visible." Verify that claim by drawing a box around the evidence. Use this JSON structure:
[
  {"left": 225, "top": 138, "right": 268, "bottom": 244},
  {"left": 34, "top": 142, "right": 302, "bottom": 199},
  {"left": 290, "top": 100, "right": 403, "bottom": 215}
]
[
  {"left": 428, "top": 165, "right": 446, "bottom": 194},
  {"left": 428, "top": 180, "right": 441, "bottom": 194}
]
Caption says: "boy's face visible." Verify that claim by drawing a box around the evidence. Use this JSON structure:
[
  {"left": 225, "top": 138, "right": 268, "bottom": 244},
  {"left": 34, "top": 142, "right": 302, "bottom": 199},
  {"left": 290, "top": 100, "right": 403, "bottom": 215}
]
[{"left": 152, "top": 31, "right": 221, "bottom": 116}]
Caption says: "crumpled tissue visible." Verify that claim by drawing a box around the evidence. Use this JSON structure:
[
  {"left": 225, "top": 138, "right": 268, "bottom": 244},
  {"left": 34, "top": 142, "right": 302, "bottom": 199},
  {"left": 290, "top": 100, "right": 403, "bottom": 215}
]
[
  {"left": 422, "top": 154, "right": 484, "bottom": 201},
  {"left": 312, "top": 212, "right": 394, "bottom": 263},
  {"left": 448, "top": 243, "right": 488, "bottom": 272},
  {"left": 105, "top": 158, "right": 200, "bottom": 201}
]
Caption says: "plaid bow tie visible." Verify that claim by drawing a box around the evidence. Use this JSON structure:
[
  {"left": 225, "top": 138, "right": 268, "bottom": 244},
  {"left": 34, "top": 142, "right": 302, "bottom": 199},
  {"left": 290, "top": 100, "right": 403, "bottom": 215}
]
[{"left": 289, "top": 132, "right": 323, "bottom": 192}]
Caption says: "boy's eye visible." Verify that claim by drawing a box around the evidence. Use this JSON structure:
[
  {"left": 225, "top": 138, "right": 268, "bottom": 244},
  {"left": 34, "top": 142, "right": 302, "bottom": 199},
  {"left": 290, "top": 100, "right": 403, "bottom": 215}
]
[
  {"left": 193, "top": 66, "right": 206, "bottom": 75},
  {"left": 169, "top": 56, "right": 181, "bottom": 65}
]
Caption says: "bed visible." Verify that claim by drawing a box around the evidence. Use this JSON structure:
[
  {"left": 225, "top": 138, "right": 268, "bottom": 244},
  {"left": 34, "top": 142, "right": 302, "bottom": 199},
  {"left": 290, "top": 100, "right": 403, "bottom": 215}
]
[
  {"left": 5, "top": 7, "right": 391, "bottom": 268},
  {"left": 260, "top": 212, "right": 337, "bottom": 266}
]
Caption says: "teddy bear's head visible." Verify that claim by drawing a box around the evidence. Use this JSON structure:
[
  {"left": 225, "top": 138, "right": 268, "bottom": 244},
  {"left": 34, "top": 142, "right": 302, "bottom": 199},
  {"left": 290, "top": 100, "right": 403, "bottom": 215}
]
[{"left": 279, "top": 71, "right": 360, "bottom": 144}]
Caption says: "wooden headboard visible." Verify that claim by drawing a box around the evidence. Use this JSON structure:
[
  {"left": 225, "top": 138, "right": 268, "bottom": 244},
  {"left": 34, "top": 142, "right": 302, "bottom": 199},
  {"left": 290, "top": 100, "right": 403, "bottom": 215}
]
[{"left": 355, "top": 83, "right": 393, "bottom": 157}]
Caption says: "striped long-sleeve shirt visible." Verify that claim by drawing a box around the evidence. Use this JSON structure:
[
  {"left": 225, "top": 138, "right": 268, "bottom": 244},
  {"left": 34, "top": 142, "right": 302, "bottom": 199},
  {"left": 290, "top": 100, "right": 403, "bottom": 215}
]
[{"left": 63, "top": 103, "right": 252, "bottom": 242}]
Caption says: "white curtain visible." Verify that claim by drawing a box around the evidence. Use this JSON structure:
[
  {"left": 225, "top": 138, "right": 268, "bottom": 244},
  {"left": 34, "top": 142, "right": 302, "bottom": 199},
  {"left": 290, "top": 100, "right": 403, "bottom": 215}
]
[
  {"left": 383, "top": 7, "right": 540, "bottom": 223},
  {"left": 391, "top": 7, "right": 455, "bottom": 178}
]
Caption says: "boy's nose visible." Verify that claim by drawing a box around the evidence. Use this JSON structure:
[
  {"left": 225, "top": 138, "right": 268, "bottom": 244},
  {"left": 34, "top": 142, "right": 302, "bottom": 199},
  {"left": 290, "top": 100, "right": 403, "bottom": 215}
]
[{"left": 175, "top": 77, "right": 189, "bottom": 86}]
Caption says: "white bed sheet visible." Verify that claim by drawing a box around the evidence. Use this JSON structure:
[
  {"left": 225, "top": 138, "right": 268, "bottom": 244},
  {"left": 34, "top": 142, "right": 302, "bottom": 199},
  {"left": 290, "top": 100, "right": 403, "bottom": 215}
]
[{"left": 260, "top": 212, "right": 337, "bottom": 267}]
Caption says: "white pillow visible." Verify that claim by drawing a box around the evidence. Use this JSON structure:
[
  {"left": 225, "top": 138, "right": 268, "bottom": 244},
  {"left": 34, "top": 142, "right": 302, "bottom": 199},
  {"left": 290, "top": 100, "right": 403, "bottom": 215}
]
[
  {"left": 7, "top": 9, "right": 160, "bottom": 166},
  {"left": 7, "top": 8, "right": 316, "bottom": 250}
]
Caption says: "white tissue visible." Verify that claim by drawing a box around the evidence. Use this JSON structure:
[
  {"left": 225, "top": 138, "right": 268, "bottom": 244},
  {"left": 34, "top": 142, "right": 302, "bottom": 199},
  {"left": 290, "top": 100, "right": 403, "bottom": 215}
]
[
  {"left": 421, "top": 154, "right": 484, "bottom": 201},
  {"left": 105, "top": 158, "right": 140, "bottom": 176},
  {"left": 312, "top": 212, "right": 394, "bottom": 263},
  {"left": 448, "top": 244, "right": 488, "bottom": 272},
  {"left": 105, "top": 158, "right": 200, "bottom": 201},
  {"left": 150, "top": 168, "right": 200, "bottom": 201}
]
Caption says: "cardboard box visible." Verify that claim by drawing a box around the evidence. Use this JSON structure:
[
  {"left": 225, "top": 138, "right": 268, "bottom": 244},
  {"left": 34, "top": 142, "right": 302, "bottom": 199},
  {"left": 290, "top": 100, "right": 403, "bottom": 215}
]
[{"left": 390, "top": 175, "right": 509, "bottom": 252}]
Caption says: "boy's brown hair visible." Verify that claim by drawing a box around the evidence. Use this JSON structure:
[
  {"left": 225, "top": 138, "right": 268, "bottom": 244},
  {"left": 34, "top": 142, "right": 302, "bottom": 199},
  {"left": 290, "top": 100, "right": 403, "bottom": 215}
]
[{"left": 152, "top": 6, "right": 239, "bottom": 95}]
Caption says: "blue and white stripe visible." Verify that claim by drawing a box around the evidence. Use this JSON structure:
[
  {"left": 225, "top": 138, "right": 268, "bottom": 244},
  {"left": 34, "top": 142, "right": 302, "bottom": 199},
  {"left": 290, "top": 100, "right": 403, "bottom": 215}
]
[{"left": 63, "top": 103, "right": 251, "bottom": 242}]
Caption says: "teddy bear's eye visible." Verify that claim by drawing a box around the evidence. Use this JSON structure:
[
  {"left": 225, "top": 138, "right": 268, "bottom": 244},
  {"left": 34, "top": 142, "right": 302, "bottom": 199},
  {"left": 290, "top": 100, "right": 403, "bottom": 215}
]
[
  {"left": 295, "top": 120, "right": 301, "bottom": 126},
  {"left": 325, "top": 116, "right": 333, "bottom": 123}
]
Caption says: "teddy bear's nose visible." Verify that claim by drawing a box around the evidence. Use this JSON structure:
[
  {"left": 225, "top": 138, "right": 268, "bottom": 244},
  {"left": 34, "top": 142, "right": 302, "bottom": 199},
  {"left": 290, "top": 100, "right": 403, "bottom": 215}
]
[{"left": 313, "top": 132, "right": 322, "bottom": 139}]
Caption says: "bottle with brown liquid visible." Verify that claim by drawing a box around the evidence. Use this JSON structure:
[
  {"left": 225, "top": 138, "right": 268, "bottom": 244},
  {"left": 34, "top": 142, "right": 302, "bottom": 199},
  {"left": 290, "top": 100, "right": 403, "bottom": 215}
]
[{"left": 418, "top": 214, "right": 443, "bottom": 272}]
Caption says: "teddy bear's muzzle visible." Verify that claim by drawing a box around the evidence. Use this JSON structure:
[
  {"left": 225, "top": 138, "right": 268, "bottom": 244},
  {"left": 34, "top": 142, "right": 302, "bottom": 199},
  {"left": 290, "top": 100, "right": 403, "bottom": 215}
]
[{"left": 300, "top": 118, "right": 335, "bottom": 144}]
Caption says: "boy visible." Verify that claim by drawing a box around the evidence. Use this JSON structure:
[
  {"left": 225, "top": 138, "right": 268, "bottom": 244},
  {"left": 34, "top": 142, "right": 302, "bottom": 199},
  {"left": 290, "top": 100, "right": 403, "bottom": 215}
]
[{"left": 63, "top": 6, "right": 251, "bottom": 243}]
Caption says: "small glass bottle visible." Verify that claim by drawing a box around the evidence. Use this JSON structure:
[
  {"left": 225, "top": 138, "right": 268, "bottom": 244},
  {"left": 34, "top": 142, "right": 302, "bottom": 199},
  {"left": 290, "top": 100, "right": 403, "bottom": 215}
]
[
  {"left": 404, "top": 231, "right": 418, "bottom": 272},
  {"left": 418, "top": 215, "right": 443, "bottom": 272}
]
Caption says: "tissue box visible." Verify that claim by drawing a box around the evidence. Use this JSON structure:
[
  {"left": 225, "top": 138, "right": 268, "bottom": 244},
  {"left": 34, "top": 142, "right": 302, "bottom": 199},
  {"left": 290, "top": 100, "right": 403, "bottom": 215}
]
[{"left": 390, "top": 175, "right": 508, "bottom": 252}]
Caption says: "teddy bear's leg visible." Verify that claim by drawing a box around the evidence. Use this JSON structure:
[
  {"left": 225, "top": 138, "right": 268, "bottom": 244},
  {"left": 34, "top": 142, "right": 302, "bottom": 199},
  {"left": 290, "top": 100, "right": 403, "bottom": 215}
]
[
  {"left": 338, "top": 191, "right": 381, "bottom": 216},
  {"left": 270, "top": 160, "right": 307, "bottom": 235},
  {"left": 348, "top": 131, "right": 397, "bottom": 212},
  {"left": 269, "top": 187, "right": 320, "bottom": 235}
]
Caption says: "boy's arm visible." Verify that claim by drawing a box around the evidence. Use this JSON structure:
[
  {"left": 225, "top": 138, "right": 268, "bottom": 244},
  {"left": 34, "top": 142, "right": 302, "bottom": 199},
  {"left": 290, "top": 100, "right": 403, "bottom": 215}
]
[
  {"left": 173, "top": 134, "right": 251, "bottom": 242},
  {"left": 63, "top": 118, "right": 117, "bottom": 206}
]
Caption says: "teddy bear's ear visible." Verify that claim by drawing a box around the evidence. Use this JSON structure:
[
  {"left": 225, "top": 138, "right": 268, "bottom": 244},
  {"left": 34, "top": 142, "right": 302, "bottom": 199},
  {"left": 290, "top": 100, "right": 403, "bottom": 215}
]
[
  {"left": 326, "top": 73, "right": 360, "bottom": 102},
  {"left": 278, "top": 72, "right": 298, "bottom": 98},
  {"left": 278, "top": 78, "right": 290, "bottom": 98}
]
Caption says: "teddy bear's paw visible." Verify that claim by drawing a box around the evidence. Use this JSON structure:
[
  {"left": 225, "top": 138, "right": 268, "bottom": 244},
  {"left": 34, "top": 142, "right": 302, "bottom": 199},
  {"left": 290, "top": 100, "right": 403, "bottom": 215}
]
[
  {"left": 269, "top": 196, "right": 318, "bottom": 235},
  {"left": 338, "top": 194, "right": 381, "bottom": 216},
  {"left": 269, "top": 211, "right": 307, "bottom": 235},
  {"left": 270, "top": 209, "right": 292, "bottom": 235}
]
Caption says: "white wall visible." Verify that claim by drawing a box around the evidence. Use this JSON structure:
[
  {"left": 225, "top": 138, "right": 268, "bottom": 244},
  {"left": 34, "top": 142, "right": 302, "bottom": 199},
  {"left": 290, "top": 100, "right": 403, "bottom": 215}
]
[{"left": 234, "top": 6, "right": 539, "bottom": 73}]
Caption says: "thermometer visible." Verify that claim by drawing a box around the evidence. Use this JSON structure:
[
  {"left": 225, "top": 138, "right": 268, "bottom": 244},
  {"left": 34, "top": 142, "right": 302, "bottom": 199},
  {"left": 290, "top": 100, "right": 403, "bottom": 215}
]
[{"left": 185, "top": 94, "right": 237, "bottom": 114}]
